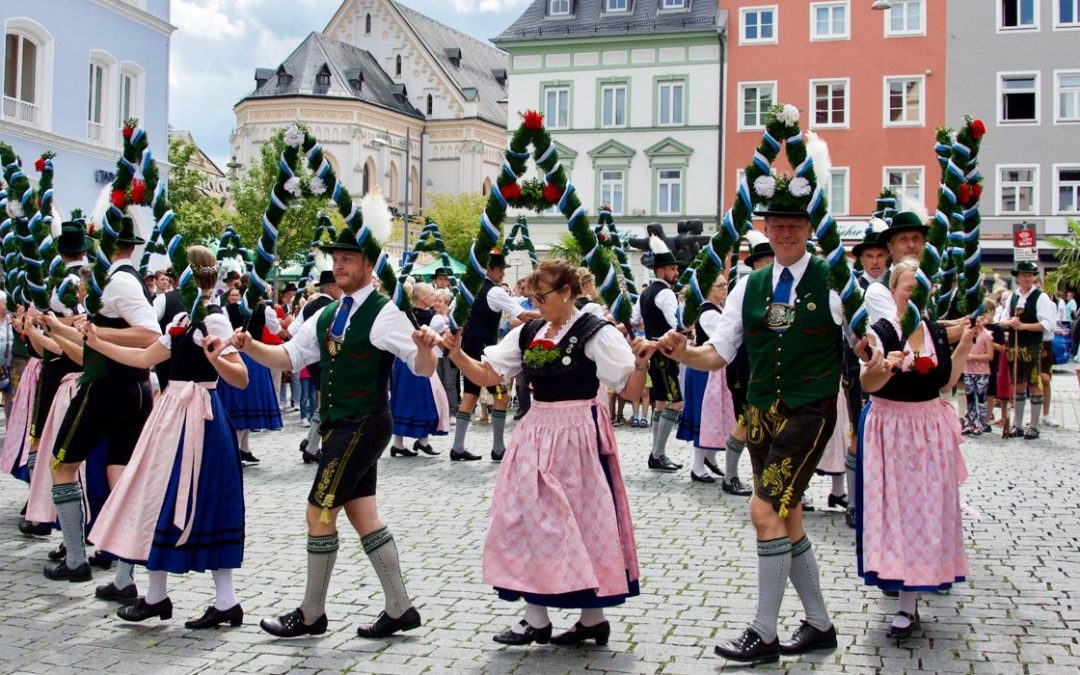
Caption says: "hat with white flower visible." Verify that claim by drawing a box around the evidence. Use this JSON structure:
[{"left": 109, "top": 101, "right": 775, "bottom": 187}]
[{"left": 751, "top": 172, "right": 814, "bottom": 219}]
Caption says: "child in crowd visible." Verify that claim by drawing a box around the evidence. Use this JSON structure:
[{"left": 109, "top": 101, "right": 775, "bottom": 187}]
[{"left": 962, "top": 311, "right": 995, "bottom": 436}]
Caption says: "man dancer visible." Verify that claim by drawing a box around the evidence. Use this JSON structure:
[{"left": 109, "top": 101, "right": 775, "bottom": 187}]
[
  {"left": 999, "top": 262, "right": 1056, "bottom": 439},
  {"left": 222, "top": 225, "right": 439, "bottom": 638},
  {"left": 291, "top": 270, "right": 340, "bottom": 463},
  {"left": 44, "top": 217, "right": 159, "bottom": 603},
  {"left": 658, "top": 200, "right": 843, "bottom": 665},
  {"left": 448, "top": 251, "right": 537, "bottom": 462},
  {"left": 862, "top": 211, "right": 929, "bottom": 324},
  {"left": 632, "top": 236, "right": 684, "bottom": 472}
]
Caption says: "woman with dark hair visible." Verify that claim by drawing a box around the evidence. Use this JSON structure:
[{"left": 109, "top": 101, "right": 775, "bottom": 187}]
[
  {"left": 86, "top": 245, "right": 251, "bottom": 629},
  {"left": 442, "top": 260, "right": 648, "bottom": 647}
]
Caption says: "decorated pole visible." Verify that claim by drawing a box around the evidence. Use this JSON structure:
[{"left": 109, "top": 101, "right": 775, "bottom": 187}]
[
  {"left": 502, "top": 216, "right": 539, "bottom": 269},
  {"left": 951, "top": 116, "right": 987, "bottom": 318},
  {"left": 595, "top": 207, "right": 639, "bottom": 306},
  {"left": 1, "top": 145, "right": 49, "bottom": 310},
  {"left": 0, "top": 184, "right": 18, "bottom": 311},
  {"left": 400, "top": 219, "right": 449, "bottom": 280},
  {"left": 45, "top": 209, "right": 88, "bottom": 313},
  {"left": 298, "top": 212, "right": 336, "bottom": 291}
]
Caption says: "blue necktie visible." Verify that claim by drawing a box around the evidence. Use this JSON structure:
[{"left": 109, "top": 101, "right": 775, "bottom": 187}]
[
  {"left": 330, "top": 296, "right": 354, "bottom": 340},
  {"left": 773, "top": 267, "right": 794, "bottom": 304}
]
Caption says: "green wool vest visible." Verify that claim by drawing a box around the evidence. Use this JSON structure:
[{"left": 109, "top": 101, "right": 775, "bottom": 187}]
[
  {"left": 1009, "top": 289, "right": 1044, "bottom": 347},
  {"left": 742, "top": 257, "right": 840, "bottom": 410},
  {"left": 316, "top": 292, "right": 394, "bottom": 422}
]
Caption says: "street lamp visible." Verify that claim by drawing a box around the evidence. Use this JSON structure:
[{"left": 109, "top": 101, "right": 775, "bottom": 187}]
[{"left": 372, "top": 129, "right": 412, "bottom": 253}]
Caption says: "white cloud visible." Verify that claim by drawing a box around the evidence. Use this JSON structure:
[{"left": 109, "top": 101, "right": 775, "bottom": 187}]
[
  {"left": 452, "top": 0, "right": 530, "bottom": 13},
  {"left": 172, "top": 0, "right": 247, "bottom": 40}
]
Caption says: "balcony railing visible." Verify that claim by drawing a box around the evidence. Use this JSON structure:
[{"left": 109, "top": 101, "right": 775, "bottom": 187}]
[
  {"left": 88, "top": 121, "right": 105, "bottom": 143},
  {"left": 3, "top": 96, "right": 39, "bottom": 127}
]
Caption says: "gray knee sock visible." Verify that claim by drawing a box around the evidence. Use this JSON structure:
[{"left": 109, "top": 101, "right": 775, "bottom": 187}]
[
  {"left": 113, "top": 560, "right": 135, "bottom": 590},
  {"left": 1014, "top": 396, "right": 1027, "bottom": 428},
  {"left": 362, "top": 527, "right": 412, "bottom": 618},
  {"left": 725, "top": 434, "right": 745, "bottom": 481},
  {"left": 491, "top": 410, "right": 507, "bottom": 453},
  {"left": 1029, "top": 395, "right": 1043, "bottom": 429},
  {"left": 845, "top": 453, "right": 857, "bottom": 504},
  {"left": 789, "top": 536, "right": 831, "bottom": 631},
  {"left": 651, "top": 409, "right": 679, "bottom": 459},
  {"left": 451, "top": 412, "right": 471, "bottom": 451},
  {"left": 306, "top": 412, "right": 322, "bottom": 450},
  {"left": 52, "top": 482, "right": 87, "bottom": 568},
  {"left": 749, "top": 536, "right": 791, "bottom": 643},
  {"left": 300, "top": 534, "right": 338, "bottom": 623}
]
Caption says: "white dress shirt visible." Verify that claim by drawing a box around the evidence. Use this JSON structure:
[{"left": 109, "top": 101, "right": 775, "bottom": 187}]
[
  {"left": 864, "top": 267, "right": 897, "bottom": 326},
  {"left": 102, "top": 258, "right": 161, "bottom": 333},
  {"left": 484, "top": 279, "right": 526, "bottom": 318},
  {"left": 707, "top": 252, "right": 844, "bottom": 364},
  {"left": 998, "top": 288, "right": 1057, "bottom": 341},
  {"left": 631, "top": 280, "right": 679, "bottom": 330},
  {"left": 283, "top": 283, "right": 421, "bottom": 374}
]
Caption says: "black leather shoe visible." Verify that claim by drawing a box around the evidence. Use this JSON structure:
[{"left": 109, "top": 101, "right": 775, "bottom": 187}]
[
  {"left": 450, "top": 449, "right": 481, "bottom": 461},
  {"left": 1009, "top": 426, "right": 1024, "bottom": 438},
  {"left": 240, "top": 451, "right": 260, "bottom": 464},
  {"left": 185, "top": 604, "right": 244, "bottom": 629},
  {"left": 886, "top": 610, "right": 920, "bottom": 644},
  {"left": 302, "top": 449, "right": 321, "bottom": 464},
  {"left": 390, "top": 445, "right": 418, "bottom": 457},
  {"left": 493, "top": 620, "right": 552, "bottom": 645},
  {"left": 721, "top": 477, "right": 753, "bottom": 496},
  {"left": 414, "top": 440, "right": 439, "bottom": 456},
  {"left": 779, "top": 621, "right": 838, "bottom": 655},
  {"left": 299, "top": 440, "right": 313, "bottom": 463},
  {"left": 1024, "top": 426, "right": 1040, "bottom": 440},
  {"left": 714, "top": 628, "right": 779, "bottom": 665},
  {"left": 356, "top": 607, "right": 421, "bottom": 638},
  {"left": 260, "top": 608, "right": 328, "bottom": 637},
  {"left": 550, "top": 620, "right": 610, "bottom": 646},
  {"left": 18, "top": 519, "right": 51, "bottom": 537},
  {"left": 845, "top": 507, "right": 856, "bottom": 529},
  {"left": 491, "top": 449, "right": 504, "bottom": 462},
  {"left": 690, "top": 471, "right": 715, "bottom": 484},
  {"left": 88, "top": 552, "right": 114, "bottom": 570},
  {"left": 801, "top": 500, "right": 816, "bottom": 513},
  {"left": 48, "top": 544, "right": 66, "bottom": 561},
  {"left": 648, "top": 455, "right": 681, "bottom": 471},
  {"left": 118, "top": 597, "right": 173, "bottom": 622},
  {"left": 96, "top": 581, "right": 137, "bottom": 605},
  {"left": 703, "top": 458, "right": 724, "bottom": 477},
  {"left": 43, "top": 561, "right": 92, "bottom": 582},
  {"left": 828, "top": 494, "right": 849, "bottom": 510}
]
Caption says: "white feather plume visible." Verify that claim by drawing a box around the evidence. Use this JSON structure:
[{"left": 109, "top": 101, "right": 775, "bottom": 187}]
[
  {"left": 804, "top": 130, "right": 832, "bottom": 191},
  {"left": 90, "top": 185, "right": 112, "bottom": 231},
  {"left": 360, "top": 184, "right": 393, "bottom": 242},
  {"left": 866, "top": 217, "right": 889, "bottom": 236},
  {"left": 743, "top": 229, "right": 769, "bottom": 249},
  {"left": 648, "top": 235, "right": 671, "bottom": 255},
  {"left": 895, "top": 190, "right": 930, "bottom": 227},
  {"left": 312, "top": 251, "right": 333, "bottom": 273}
]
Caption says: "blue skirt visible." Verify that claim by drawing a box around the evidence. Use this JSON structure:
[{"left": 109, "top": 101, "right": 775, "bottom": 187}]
[
  {"left": 676, "top": 367, "right": 715, "bottom": 448},
  {"left": 218, "top": 353, "right": 282, "bottom": 430},
  {"left": 390, "top": 359, "right": 445, "bottom": 439},
  {"left": 145, "top": 391, "right": 245, "bottom": 574}
]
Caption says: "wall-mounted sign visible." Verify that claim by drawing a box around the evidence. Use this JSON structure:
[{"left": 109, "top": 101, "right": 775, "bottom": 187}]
[{"left": 1012, "top": 221, "right": 1037, "bottom": 263}]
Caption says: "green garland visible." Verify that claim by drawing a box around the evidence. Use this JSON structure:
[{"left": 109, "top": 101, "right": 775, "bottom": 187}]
[
  {"left": 46, "top": 208, "right": 86, "bottom": 312},
  {"left": 298, "top": 212, "right": 336, "bottom": 290},
  {"left": 0, "top": 182, "right": 19, "bottom": 311},
  {"left": 1, "top": 143, "right": 48, "bottom": 310},
  {"left": 502, "top": 216, "right": 539, "bottom": 269},
  {"left": 400, "top": 219, "right": 449, "bottom": 280},
  {"left": 594, "top": 208, "right": 639, "bottom": 306},
  {"left": 950, "top": 117, "right": 987, "bottom": 317}
]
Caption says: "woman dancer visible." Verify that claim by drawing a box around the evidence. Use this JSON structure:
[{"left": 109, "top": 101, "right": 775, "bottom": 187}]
[{"left": 388, "top": 282, "right": 448, "bottom": 457}]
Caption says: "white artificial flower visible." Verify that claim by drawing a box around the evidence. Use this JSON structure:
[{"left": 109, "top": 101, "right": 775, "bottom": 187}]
[
  {"left": 284, "top": 125, "right": 304, "bottom": 149},
  {"left": 776, "top": 104, "right": 800, "bottom": 127},
  {"left": 789, "top": 177, "right": 812, "bottom": 197},
  {"left": 753, "top": 175, "right": 776, "bottom": 199},
  {"left": 284, "top": 176, "right": 303, "bottom": 198},
  {"left": 5, "top": 201, "right": 24, "bottom": 219},
  {"left": 309, "top": 176, "right": 326, "bottom": 196}
]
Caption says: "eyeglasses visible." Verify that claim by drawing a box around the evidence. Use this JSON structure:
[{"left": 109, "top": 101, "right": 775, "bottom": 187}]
[{"left": 529, "top": 287, "right": 561, "bottom": 305}]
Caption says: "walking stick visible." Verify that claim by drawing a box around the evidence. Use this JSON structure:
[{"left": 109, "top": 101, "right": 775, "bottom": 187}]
[{"left": 1003, "top": 312, "right": 1021, "bottom": 440}]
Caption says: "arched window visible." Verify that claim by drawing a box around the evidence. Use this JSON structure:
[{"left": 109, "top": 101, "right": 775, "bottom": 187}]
[
  {"left": 4, "top": 17, "right": 54, "bottom": 130},
  {"left": 87, "top": 49, "right": 117, "bottom": 146},
  {"left": 388, "top": 160, "right": 399, "bottom": 207},
  {"left": 363, "top": 157, "right": 376, "bottom": 195},
  {"left": 482, "top": 177, "right": 493, "bottom": 196},
  {"left": 365, "top": 13, "right": 372, "bottom": 34},
  {"left": 426, "top": 94, "right": 433, "bottom": 116},
  {"left": 395, "top": 54, "right": 402, "bottom": 77},
  {"left": 118, "top": 63, "right": 144, "bottom": 126}
]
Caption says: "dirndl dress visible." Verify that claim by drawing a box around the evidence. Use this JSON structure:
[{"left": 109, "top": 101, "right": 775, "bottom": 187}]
[
  {"left": 217, "top": 352, "right": 281, "bottom": 430},
  {"left": 2, "top": 356, "right": 41, "bottom": 481},
  {"left": 389, "top": 358, "right": 449, "bottom": 439},
  {"left": 815, "top": 386, "right": 851, "bottom": 476}
]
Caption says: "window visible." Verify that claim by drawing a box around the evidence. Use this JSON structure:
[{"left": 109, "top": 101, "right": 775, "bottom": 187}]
[
  {"left": 884, "top": 76, "right": 923, "bottom": 125},
  {"left": 886, "top": 0, "right": 924, "bottom": 36},
  {"left": 828, "top": 168, "right": 849, "bottom": 216},
  {"left": 812, "top": 79, "right": 848, "bottom": 127},
  {"left": 998, "top": 166, "right": 1037, "bottom": 214},
  {"left": 119, "top": 71, "right": 134, "bottom": 123},
  {"left": 600, "top": 170, "right": 625, "bottom": 215},
  {"left": 601, "top": 83, "right": 626, "bottom": 127},
  {"left": 811, "top": 2, "right": 849, "bottom": 40},
  {"left": 4, "top": 32, "right": 38, "bottom": 123},
  {"left": 1055, "top": 71, "right": 1080, "bottom": 122},
  {"left": 740, "top": 6, "right": 777, "bottom": 44},
  {"left": 1000, "top": 73, "right": 1038, "bottom": 123},
  {"left": 1056, "top": 166, "right": 1080, "bottom": 213},
  {"left": 1000, "top": 0, "right": 1037, "bottom": 29},
  {"left": 87, "top": 61, "right": 106, "bottom": 143},
  {"left": 426, "top": 94, "right": 433, "bottom": 116},
  {"left": 1060, "top": 0, "right": 1080, "bottom": 26},
  {"left": 395, "top": 54, "right": 402, "bottom": 77},
  {"left": 657, "top": 80, "right": 684, "bottom": 125},
  {"left": 661, "top": 0, "right": 687, "bottom": 8},
  {"left": 739, "top": 82, "right": 774, "bottom": 130},
  {"left": 885, "top": 167, "right": 923, "bottom": 208},
  {"left": 365, "top": 13, "right": 372, "bottom": 34},
  {"left": 549, "top": 0, "right": 571, "bottom": 15},
  {"left": 658, "top": 169, "right": 682, "bottom": 215},
  {"left": 605, "top": 0, "right": 628, "bottom": 10},
  {"left": 544, "top": 86, "right": 569, "bottom": 129}
]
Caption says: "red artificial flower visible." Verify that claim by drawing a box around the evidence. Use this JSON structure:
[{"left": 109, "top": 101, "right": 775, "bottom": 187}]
[
  {"left": 958, "top": 183, "right": 972, "bottom": 205},
  {"left": 521, "top": 110, "right": 544, "bottom": 130},
  {"left": 543, "top": 183, "right": 562, "bottom": 204},
  {"left": 168, "top": 325, "right": 185, "bottom": 338},
  {"left": 111, "top": 189, "right": 127, "bottom": 209},
  {"left": 597, "top": 232, "right": 609, "bottom": 242},
  {"left": 500, "top": 182, "right": 522, "bottom": 201},
  {"left": 122, "top": 125, "right": 134, "bottom": 140},
  {"left": 87, "top": 222, "right": 96, "bottom": 237},
  {"left": 130, "top": 179, "right": 147, "bottom": 204},
  {"left": 972, "top": 184, "right": 982, "bottom": 201},
  {"left": 34, "top": 157, "right": 46, "bottom": 173},
  {"left": 913, "top": 355, "right": 934, "bottom": 375},
  {"left": 971, "top": 119, "right": 986, "bottom": 141}
]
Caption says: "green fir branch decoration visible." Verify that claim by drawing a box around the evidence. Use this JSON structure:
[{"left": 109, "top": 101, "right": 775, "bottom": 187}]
[
  {"left": 502, "top": 216, "right": 539, "bottom": 269},
  {"left": 46, "top": 208, "right": 86, "bottom": 312},
  {"left": 0, "top": 143, "right": 48, "bottom": 310},
  {"left": 952, "top": 116, "right": 987, "bottom": 317},
  {"left": 0, "top": 181, "right": 19, "bottom": 311}
]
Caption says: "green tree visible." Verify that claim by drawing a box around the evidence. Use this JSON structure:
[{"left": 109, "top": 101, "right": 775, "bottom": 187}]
[
  {"left": 426, "top": 192, "right": 488, "bottom": 263},
  {"left": 545, "top": 232, "right": 583, "bottom": 266},
  {"left": 167, "top": 133, "right": 226, "bottom": 245},
  {"left": 1045, "top": 218, "right": 1080, "bottom": 295}
]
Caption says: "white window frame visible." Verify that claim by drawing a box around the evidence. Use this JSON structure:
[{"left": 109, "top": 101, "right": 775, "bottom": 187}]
[
  {"left": 657, "top": 168, "right": 683, "bottom": 216},
  {"left": 604, "top": 0, "right": 629, "bottom": 12},
  {"left": 810, "top": 1, "right": 850, "bottom": 41},
  {"left": 809, "top": 78, "right": 849, "bottom": 129},
  {"left": 883, "top": 166, "right": 924, "bottom": 209},
  {"left": 739, "top": 5, "right": 778, "bottom": 45},
  {"left": 1053, "top": 163, "right": 1080, "bottom": 215},
  {"left": 884, "top": 0, "right": 925, "bottom": 37},
  {"left": 600, "top": 83, "right": 627, "bottom": 128},
  {"left": 600, "top": 169, "right": 626, "bottom": 215},
  {"left": 549, "top": 0, "right": 571, "bottom": 16},
  {"left": 86, "top": 50, "right": 117, "bottom": 147},
  {"left": 544, "top": 86, "right": 570, "bottom": 130},
  {"left": 3, "top": 18, "right": 54, "bottom": 131},
  {"left": 118, "top": 62, "right": 144, "bottom": 139},
  {"left": 1053, "top": 69, "right": 1080, "bottom": 123},
  {"left": 997, "top": 0, "right": 1040, "bottom": 32},
  {"left": 996, "top": 164, "right": 1039, "bottom": 216},
  {"left": 661, "top": 0, "right": 687, "bottom": 9},
  {"left": 1055, "top": 0, "right": 1080, "bottom": 29},
  {"left": 738, "top": 80, "right": 776, "bottom": 131},
  {"left": 828, "top": 167, "right": 850, "bottom": 216},
  {"left": 657, "top": 80, "right": 685, "bottom": 126},
  {"left": 998, "top": 71, "right": 1041, "bottom": 125},
  {"left": 883, "top": 75, "right": 925, "bottom": 127}
]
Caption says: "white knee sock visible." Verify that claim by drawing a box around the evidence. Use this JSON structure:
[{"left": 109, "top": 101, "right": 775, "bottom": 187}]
[
  {"left": 703, "top": 449, "right": 719, "bottom": 466},
  {"left": 212, "top": 569, "right": 238, "bottom": 610},
  {"left": 417, "top": 435, "right": 429, "bottom": 446},
  {"left": 512, "top": 603, "right": 551, "bottom": 633},
  {"left": 691, "top": 448, "right": 707, "bottom": 476},
  {"left": 580, "top": 608, "right": 606, "bottom": 627},
  {"left": 145, "top": 570, "right": 169, "bottom": 604},
  {"left": 392, "top": 435, "right": 405, "bottom": 450},
  {"left": 893, "top": 591, "right": 918, "bottom": 628},
  {"left": 236, "top": 430, "right": 250, "bottom": 452},
  {"left": 831, "top": 474, "right": 845, "bottom": 497}
]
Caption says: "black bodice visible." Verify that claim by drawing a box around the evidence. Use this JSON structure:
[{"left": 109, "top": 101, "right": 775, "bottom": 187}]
[
  {"left": 694, "top": 302, "right": 720, "bottom": 346},
  {"left": 413, "top": 307, "right": 435, "bottom": 327},
  {"left": 518, "top": 313, "right": 609, "bottom": 402},
  {"left": 169, "top": 306, "right": 223, "bottom": 384},
  {"left": 869, "top": 318, "right": 952, "bottom": 402}
]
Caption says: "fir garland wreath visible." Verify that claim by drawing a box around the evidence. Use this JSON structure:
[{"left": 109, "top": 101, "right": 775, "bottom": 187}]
[
  {"left": 298, "top": 212, "right": 337, "bottom": 290},
  {"left": 1, "top": 144, "right": 47, "bottom": 310},
  {"left": 502, "top": 216, "right": 539, "bottom": 269},
  {"left": 47, "top": 209, "right": 87, "bottom": 312},
  {"left": 594, "top": 207, "right": 639, "bottom": 307},
  {"left": 0, "top": 183, "right": 20, "bottom": 311},
  {"left": 950, "top": 117, "right": 987, "bottom": 318}
]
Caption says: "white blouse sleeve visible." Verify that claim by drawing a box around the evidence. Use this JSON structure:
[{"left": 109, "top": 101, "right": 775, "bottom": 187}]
[
  {"left": 482, "top": 324, "right": 526, "bottom": 382},
  {"left": 583, "top": 323, "right": 636, "bottom": 391},
  {"left": 204, "top": 311, "right": 238, "bottom": 356}
]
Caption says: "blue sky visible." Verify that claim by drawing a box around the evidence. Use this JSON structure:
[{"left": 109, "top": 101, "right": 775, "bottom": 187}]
[{"left": 169, "top": 0, "right": 530, "bottom": 168}]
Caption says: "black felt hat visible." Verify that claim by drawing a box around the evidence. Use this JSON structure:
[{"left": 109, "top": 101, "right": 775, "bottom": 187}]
[
  {"left": 1011, "top": 261, "right": 1039, "bottom": 277},
  {"left": 878, "top": 211, "right": 929, "bottom": 244},
  {"left": 317, "top": 270, "right": 336, "bottom": 286},
  {"left": 115, "top": 216, "right": 146, "bottom": 245},
  {"left": 57, "top": 219, "right": 93, "bottom": 254}
]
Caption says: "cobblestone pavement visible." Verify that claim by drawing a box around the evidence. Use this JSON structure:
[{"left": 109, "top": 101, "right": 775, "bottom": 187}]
[{"left": 1, "top": 368, "right": 1078, "bottom": 674}]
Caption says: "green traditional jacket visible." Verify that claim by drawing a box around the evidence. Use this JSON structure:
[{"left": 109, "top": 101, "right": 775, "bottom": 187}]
[{"left": 316, "top": 291, "right": 394, "bottom": 422}]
